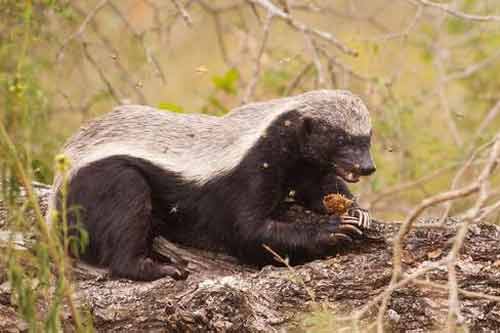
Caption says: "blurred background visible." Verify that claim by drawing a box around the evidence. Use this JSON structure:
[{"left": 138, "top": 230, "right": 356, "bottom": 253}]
[{"left": 2, "top": 0, "right": 500, "bottom": 221}]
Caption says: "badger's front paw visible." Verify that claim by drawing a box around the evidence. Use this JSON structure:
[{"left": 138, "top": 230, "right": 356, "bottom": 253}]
[
  {"left": 347, "top": 207, "right": 372, "bottom": 230},
  {"left": 316, "top": 216, "right": 364, "bottom": 248}
]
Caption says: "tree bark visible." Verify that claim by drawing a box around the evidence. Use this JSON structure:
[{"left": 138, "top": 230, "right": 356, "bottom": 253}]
[{"left": 1, "top": 187, "right": 499, "bottom": 332}]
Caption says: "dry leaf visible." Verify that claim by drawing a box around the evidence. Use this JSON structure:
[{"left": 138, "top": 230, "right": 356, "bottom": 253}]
[
  {"left": 401, "top": 251, "right": 415, "bottom": 265},
  {"left": 427, "top": 249, "right": 442, "bottom": 259}
]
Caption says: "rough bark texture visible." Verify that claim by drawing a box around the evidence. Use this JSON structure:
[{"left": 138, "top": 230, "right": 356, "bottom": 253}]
[{"left": 1, "top": 188, "right": 500, "bottom": 332}]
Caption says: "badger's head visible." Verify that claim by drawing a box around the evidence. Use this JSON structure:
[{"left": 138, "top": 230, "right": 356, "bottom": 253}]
[{"left": 297, "top": 90, "right": 375, "bottom": 183}]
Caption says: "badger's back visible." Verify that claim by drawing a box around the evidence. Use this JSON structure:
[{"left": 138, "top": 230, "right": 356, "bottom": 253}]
[
  {"left": 59, "top": 100, "right": 299, "bottom": 186},
  {"left": 63, "top": 106, "right": 224, "bottom": 178}
]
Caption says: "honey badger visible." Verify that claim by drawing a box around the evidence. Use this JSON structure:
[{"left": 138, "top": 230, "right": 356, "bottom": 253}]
[{"left": 48, "top": 90, "right": 376, "bottom": 281}]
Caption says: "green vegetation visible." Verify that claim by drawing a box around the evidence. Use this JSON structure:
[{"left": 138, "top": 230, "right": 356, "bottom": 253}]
[{"left": 1, "top": 1, "right": 91, "bottom": 331}]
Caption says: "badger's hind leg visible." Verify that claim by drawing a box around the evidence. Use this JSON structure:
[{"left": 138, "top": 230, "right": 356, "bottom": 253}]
[{"left": 65, "top": 157, "right": 187, "bottom": 281}]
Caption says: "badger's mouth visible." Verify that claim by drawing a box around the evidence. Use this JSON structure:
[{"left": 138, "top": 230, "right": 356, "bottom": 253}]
[{"left": 333, "top": 162, "right": 360, "bottom": 183}]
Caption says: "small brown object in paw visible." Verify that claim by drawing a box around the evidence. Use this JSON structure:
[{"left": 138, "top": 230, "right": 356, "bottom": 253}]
[{"left": 323, "top": 194, "right": 353, "bottom": 215}]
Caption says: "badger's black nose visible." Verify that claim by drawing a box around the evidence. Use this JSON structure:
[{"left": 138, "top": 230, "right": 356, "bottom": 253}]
[
  {"left": 356, "top": 150, "right": 376, "bottom": 176},
  {"left": 360, "top": 165, "right": 376, "bottom": 176}
]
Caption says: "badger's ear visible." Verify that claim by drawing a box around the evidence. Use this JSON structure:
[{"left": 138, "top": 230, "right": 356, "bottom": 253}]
[{"left": 302, "top": 116, "right": 313, "bottom": 136}]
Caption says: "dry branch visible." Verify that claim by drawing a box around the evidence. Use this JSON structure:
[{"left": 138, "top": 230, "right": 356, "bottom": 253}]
[
  {"left": 475, "top": 100, "right": 500, "bottom": 138},
  {"left": 81, "top": 42, "right": 121, "bottom": 104},
  {"left": 435, "top": 51, "right": 463, "bottom": 146},
  {"left": 438, "top": 140, "right": 496, "bottom": 224},
  {"left": 247, "top": 0, "right": 358, "bottom": 56},
  {"left": 365, "top": 5, "right": 423, "bottom": 41},
  {"left": 304, "top": 35, "right": 325, "bottom": 88},
  {"left": 284, "top": 62, "right": 313, "bottom": 95},
  {"left": 408, "top": 0, "right": 500, "bottom": 22},
  {"left": 368, "top": 165, "right": 456, "bottom": 209},
  {"left": 71, "top": 3, "right": 147, "bottom": 104},
  {"left": 171, "top": 0, "right": 193, "bottom": 26},
  {"left": 57, "top": 0, "right": 110, "bottom": 60},
  {"left": 445, "top": 49, "right": 500, "bottom": 82},
  {"left": 374, "top": 136, "right": 500, "bottom": 332},
  {"left": 242, "top": 13, "right": 274, "bottom": 104}
]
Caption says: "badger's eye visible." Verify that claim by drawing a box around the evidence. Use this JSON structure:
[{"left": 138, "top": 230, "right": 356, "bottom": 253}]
[{"left": 336, "top": 135, "right": 346, "bottom": 146}]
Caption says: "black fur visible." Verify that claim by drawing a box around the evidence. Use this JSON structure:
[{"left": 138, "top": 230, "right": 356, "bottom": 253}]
[
  {"left": 59, "top": 105, "right": 375, "bottom": 281},
  {"left": 61, "top": 157, "right": 191, "bottom": 280}
]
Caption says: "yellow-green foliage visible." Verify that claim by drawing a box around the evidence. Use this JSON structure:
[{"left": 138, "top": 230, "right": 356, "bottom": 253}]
[{"left": 1, "top": 1, "right": 92, "bottom": 331}]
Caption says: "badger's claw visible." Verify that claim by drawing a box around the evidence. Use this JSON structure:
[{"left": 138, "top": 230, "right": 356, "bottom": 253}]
[
  {"left": 325, "top": 218, "right": 363, "bottom": 245},
  {"left": 318, "top": 212, "right": 370, "bottom": 248},
  {"left": 347, "top": 208, "right": 372, "bottom": 230},
  {"left": 317, "top": 217, "right": 361, "bottom": 247},
  {"left": 338, "top": 216, "right": 364, "bottom": 235},
  {"left": 330, "top": 232, "right": 353, "bottom": 243}
]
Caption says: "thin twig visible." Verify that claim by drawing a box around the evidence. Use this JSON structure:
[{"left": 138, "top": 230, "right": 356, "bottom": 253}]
[
  {"left": 242, "top": 13, "right": 274, "bottom": 104},
  {"left": 438, "top": 139, "right": 496, "bottom": 225},
  {"left": 284, "top": 62, "right": 313, "bottom": 96},
  {"left": 70, "top": 3, "right": 147, "bottom": 104},
  {"left": 445, "top": 136, "right": 500, "bottom": 331},
  {"left": 474, "top": 100, "right": 500, "bottom": 138},
  {"left": 413, "top": 279, "right": 500, "bottom": 302},
  {"left": 107, "top": 2, "right": 168, "bottom": 86},
  {"left": 445, "top": 50, "right": 500, "bottom": 82},
  {"left": 213, "top": 13, "right": 232, "bottom": 67},
  {"left": 247, "top": 0, "right": 358, "bottom": 56},
  {"left": 171, "top": 0, "right": 193, "bottom": 26},
  {"left": 305, "top": 35, "right": 325, "bottom": 88},
  {"left": 336, "top": 258, "right": 449, "bottom": 323},
  {"left": 474, "top": 199, "right": 500, "bottom": 223},
  {"left": 365, "top": 5, "right": 423, "bottom": 41},
  {"left": 408, "top": 0, "right": 500, "bottom": 22},
  {"left": 374, "top": 136, "right": 500, "bottom": 332},
  {"left": 57, "top": 0, "right": 109, "bottom": 61},
  {"left": 435, "top": 53, "right": 463, "bottom": 146},
  {"left": 81, "top": 42, "right": 121, "bottom": 104},
  {"left": 262, "top": 244, "right": 316, "bottom": 302},
  {"left": 368, "top": 165, "right": 456, "bottom": 209}
]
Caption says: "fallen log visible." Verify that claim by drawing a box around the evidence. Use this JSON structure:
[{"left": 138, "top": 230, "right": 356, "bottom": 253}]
[{"left": 1, "top": 187, "right": 499, "bottom": 332}]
